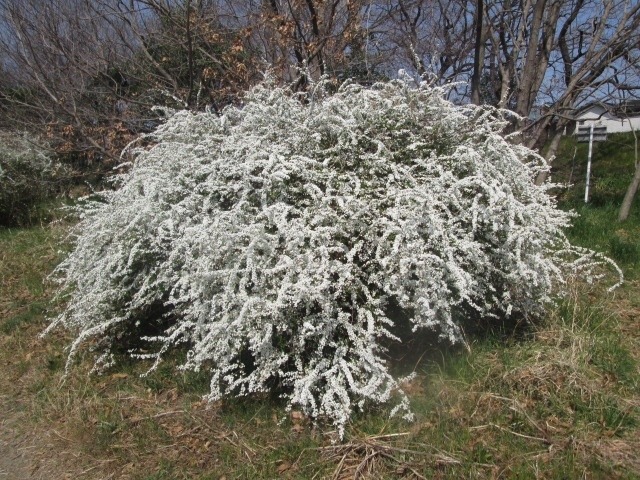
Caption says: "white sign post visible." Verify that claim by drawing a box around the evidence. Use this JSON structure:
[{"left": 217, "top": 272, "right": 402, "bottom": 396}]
[{"left": 577, "top": 125, "right": 607, "bottom": 203}]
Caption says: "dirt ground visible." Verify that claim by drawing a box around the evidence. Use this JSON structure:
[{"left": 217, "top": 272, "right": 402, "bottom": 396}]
[
  {"left": 0, "top": 416, "right": 33, "bottom": 479},
  {"left": 0, "top": 400, "right": 68, "bottom": 479},
  {"left": 0, "top": 395, "right": 107, "bottom": 480}
]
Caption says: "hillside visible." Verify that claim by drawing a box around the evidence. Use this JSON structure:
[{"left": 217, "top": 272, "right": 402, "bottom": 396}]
[{"left": 552, "top": 132, "right": 639, "bottom": 278}]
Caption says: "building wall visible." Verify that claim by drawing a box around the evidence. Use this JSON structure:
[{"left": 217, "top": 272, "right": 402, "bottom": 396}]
[{"left": 574, "top": 107, "right": 640, "bottom": 134}]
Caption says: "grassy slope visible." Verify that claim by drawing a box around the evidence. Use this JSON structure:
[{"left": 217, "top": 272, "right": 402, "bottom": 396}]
[
  {"left": 0, "top": 134, "right": 639, "bottom": 479},
  {"left": 553, "top": 132, "right": 640, "bottom": 274}
]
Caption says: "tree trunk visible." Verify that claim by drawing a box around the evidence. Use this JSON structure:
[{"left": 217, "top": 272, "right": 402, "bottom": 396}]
[
  {"left": 619, "top": 131, "right": 639, "bottom": 221},
  {"left": 471, "top": 0, "right": 484, "bottom": 105},
  {"left": 619, "top": 165, "right": 640, "bottom": 221},
  {"left": 535, "top": 129, "right": 563, "bottom": 186},
  {"left": 514, "top": 0, "right": 546, "bottom": 117}
]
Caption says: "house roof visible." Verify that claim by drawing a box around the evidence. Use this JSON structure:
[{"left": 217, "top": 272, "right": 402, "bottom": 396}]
[{"left": 577, "top": 100, "right": 640, "bottom": 118}]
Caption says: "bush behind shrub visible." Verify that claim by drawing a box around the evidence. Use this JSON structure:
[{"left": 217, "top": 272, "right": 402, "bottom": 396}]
[
  {"left": 45, "top": 77, "right": 621, "bottom": 437},
  {"left": 0, "top": 132, "right": 68, "bottom": 226}
]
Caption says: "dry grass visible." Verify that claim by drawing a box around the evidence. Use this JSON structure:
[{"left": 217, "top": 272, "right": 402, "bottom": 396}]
[
  {"left": 1, "top": 206, "right": 639, "bottom": 479},
  {"left": 318, "top": 432, "right": 466, "bottom": 480}
]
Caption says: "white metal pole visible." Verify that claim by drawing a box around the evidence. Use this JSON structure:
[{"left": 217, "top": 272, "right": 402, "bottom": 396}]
[{"left": 585, "top": 124, "right": 594, "bottom": 203}]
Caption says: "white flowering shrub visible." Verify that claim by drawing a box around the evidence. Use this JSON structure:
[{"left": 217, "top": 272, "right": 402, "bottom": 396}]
[
  {"left": 46, "top": 77, "right": 620, "bottom": 437},
  {"left": 0, "top": 133, "right": 66, "bottom": 226}
]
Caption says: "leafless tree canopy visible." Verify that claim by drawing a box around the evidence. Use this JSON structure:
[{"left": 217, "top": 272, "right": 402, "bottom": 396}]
[{"left": 0, "top": 0, "right": 638, "bottom": 166}]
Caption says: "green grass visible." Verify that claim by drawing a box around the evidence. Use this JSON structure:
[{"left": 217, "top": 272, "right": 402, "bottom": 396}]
[
  {"left": 1, "top": 135, "right": 639, "bottom": 478},
  {"left": 551, "top": 132, "right": 640, "bottom": 283},
  {"left": 0, "top": 226, "right": 60, "bottom": 332},
  {"left": 553, "top": 131, "right": 638, "bottom": 205}
]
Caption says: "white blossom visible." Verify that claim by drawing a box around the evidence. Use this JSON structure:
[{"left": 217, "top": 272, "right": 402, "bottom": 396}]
[{"left": 44, "top": 78, "right": 621, "bottom": 437}]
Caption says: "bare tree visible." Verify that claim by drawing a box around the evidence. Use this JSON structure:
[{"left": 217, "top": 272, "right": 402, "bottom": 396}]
[
  {"left": 0, "top": 0, "right": 132, "bottom": 163},
  {"left": 0, "top": 0, "right": 260, "bottom": 167},
  {"left": 237, "top": 0, "right": 390, "bottom": 86},
  {"left": 1, "top": 0, "right": 638, "bottom": 183},
  {"left": 379, "top": 0, "right": 476, "bottom": 94},
  {"left": 442, "top": 0, "right": 639, "bottom": 196}
]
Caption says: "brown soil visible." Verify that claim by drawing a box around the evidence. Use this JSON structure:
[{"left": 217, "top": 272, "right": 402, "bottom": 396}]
[{"left": 0, "top": 398, "right": 75, "bottom": 480}]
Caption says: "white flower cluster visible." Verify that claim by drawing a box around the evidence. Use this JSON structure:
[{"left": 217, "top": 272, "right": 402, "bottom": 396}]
[{"left": 45, "top": 78, "right": 620, "bottom": 437}]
